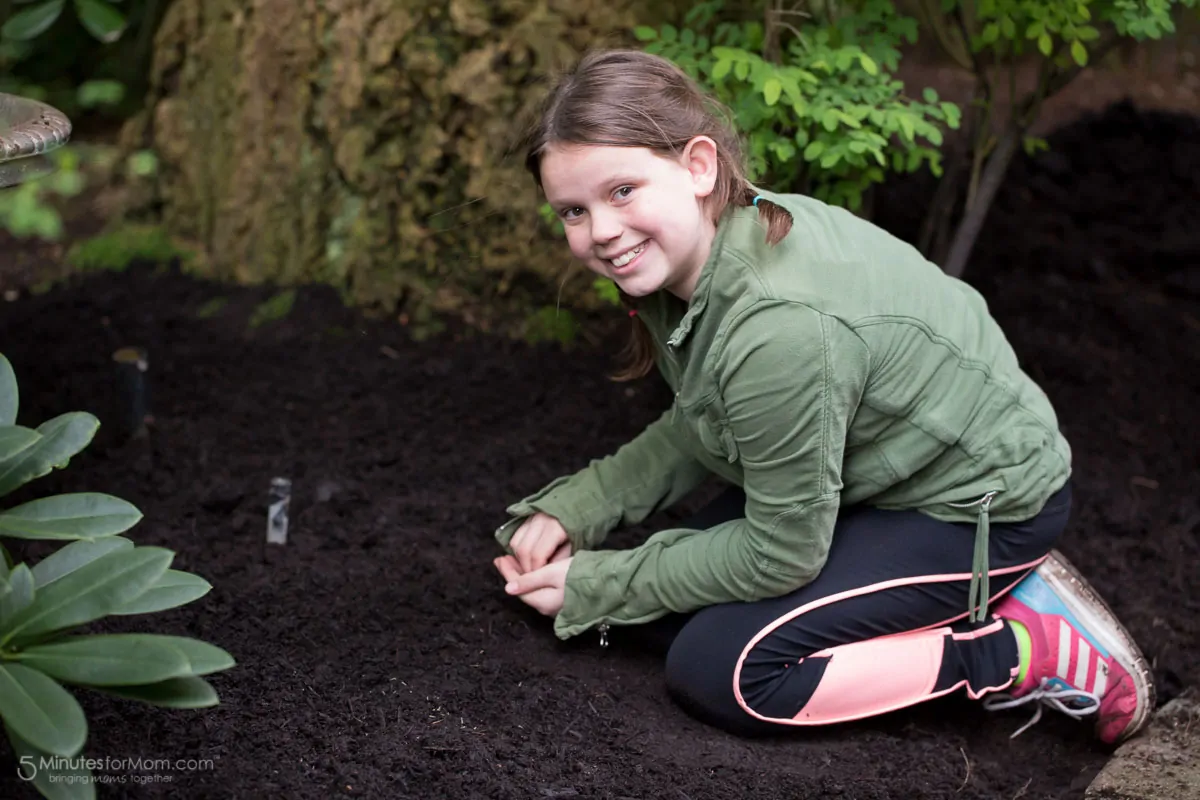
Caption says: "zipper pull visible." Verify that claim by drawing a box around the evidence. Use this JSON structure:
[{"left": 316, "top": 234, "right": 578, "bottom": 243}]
[
  {"left": 597, "top": 623, "right": 610, "bottom": 649},
  {"left": 949, "top": 489, "right": 1000, "bottom": 510}
]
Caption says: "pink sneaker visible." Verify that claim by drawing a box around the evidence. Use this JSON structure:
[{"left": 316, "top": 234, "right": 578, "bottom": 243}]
[{"left": 985, "top": 549, "right": 1154, "bottom": 744}]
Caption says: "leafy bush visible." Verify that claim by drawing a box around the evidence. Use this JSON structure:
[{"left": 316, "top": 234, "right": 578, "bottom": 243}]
[
  {"left": 635, "top": 0, "right": 961, "bottom": 212},
  {"left": 911, "top": 0, "right": 1197, "bottom": 275},
  {"left": 0, "top": 0, "right": 163, "bottom": 122},
  {"left": 0, "top": 354, "right": 234, "bottom": 800}
]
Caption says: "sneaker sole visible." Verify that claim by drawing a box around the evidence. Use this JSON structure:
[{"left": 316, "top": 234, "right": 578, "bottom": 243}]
[{"left": 1039, "top": 549, "right": 1155, "bottom": 742}]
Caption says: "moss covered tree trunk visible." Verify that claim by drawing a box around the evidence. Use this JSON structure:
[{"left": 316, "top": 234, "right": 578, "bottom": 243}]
[{"left": 122, "top": 0, "right": 670, "bottom": 335}]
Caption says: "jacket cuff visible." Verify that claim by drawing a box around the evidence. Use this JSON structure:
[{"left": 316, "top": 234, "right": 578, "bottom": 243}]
[
  {"left": 553, "top": 549, "right": 615, "bottom": 639},
  {"left": 493, "top": 476, "right": 619, "bottom": 555}
]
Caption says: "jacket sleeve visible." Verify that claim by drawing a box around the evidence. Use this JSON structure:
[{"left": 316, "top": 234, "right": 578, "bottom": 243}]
[
  {"left": 494, "top": 404, "right": 713, "bottom": 555},
  {"left": 554, "top": 302, "right": 870, "bottom": 639}
]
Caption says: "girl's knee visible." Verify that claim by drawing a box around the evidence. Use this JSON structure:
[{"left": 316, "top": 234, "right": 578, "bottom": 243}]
[{"left": 664, "top": 622, "right": 782, "bottom": 737}]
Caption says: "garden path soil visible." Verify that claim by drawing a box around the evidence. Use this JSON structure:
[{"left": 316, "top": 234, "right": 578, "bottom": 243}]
[{"left": 0, "top": 101, "right": 1197, "bottom": 799}]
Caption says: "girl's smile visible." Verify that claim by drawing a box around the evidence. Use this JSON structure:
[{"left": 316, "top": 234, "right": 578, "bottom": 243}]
[{"left": 539, "top": 140, "right": 719, "bottom": 302}]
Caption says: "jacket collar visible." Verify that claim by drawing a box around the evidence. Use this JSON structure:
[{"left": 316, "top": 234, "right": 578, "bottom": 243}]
[{"left": 664, "top": 201, "right": 756, "bottom": 349}]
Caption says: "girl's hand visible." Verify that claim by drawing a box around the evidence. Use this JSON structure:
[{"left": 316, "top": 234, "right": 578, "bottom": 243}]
[
  {"left": 493, "top": 555, "right": 572, "bottom": 617},
  {"left": 508, "top": 512, "right": 572, "bottom": 573}
]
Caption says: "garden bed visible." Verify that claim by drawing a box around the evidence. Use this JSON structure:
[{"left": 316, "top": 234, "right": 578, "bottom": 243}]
[{"left": 0, "top": 100, "right": 1197, "bottom": 799}]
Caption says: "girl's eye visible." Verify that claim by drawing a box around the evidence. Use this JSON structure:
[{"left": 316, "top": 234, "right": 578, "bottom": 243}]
[
  {"left": 614, "top": 186, "right": 634, "bottom": 199},
  {"left": 561, "top": 207, "right": 583, "bottom": 220}
]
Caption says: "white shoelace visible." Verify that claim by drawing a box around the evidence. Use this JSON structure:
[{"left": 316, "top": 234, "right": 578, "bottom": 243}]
[{"left": 982, "top": 677, "right": 1101, "bottom": 738}]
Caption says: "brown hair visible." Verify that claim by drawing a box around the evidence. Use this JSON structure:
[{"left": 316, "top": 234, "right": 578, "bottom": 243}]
[{"left": 519, "top": 49, "right": 793, "bottom": 381}]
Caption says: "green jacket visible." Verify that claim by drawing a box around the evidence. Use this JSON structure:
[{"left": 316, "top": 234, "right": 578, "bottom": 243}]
[{"left": 495, "top": 189, "right": 1071, "bottom": 640}]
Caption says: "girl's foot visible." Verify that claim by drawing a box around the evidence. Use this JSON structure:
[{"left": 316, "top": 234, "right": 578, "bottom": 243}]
[{"left": 985, "top": 549, "right": 1154, "bottom": 744}]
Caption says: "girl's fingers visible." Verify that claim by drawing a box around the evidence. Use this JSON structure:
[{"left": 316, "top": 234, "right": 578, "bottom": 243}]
[
  {"left": 494, "top": 555, "right": 523, "bottom": 584},
  {"left": 532, "top": 531, "right": 567, "bottom": 570},
  {"left": 512, "top": 518, "right": 541, "bottom": 573}
]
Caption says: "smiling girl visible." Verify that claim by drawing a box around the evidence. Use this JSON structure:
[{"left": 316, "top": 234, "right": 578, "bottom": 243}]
[{"left": 491, "top": 49, "right": 1152, "bottom": 745}]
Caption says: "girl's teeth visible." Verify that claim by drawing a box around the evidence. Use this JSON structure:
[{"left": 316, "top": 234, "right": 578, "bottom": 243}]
[{"left": 612, "top": 243, "right": 645, "bottom": 268}]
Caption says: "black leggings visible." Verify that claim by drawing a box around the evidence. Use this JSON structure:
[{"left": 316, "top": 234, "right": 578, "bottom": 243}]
[{"left": 621, "top": 484, "right": 1071, "bottom": 736}]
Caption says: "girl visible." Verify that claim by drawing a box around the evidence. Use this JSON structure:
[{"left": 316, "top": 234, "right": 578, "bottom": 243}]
[{"left": 492, "top": 49, "right": 1152, "bottom": 744}]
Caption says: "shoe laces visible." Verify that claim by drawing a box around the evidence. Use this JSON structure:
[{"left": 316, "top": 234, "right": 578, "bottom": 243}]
[{"left": 982, "top": 677, "right": 1100, "bottom": 738}]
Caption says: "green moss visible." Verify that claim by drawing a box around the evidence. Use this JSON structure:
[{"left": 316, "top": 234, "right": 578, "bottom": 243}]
[
  {"left": 248, "top": 290, "right": 297, "bottom": 329},
  {"left": 195, "top": 297, "right": 228, "bottom": 319},
  {"left": 66, "top": 224, "right": 194, "bottom": 273}
]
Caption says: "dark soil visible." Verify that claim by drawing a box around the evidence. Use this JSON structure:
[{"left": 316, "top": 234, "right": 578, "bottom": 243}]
[{"left": 0, "top": 100, "right": 1197, "bottom": 799}]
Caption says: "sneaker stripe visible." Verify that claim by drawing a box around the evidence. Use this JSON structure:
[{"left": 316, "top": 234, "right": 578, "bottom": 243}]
[
  {"left": 1074, "top": 639, "right": 1092, "bottom": 688},
  {"left": 1012, "top": 573, "right": 1113, "bottom": 659},
  {"left": 1093, "top": 660, "right": 1108, "bottom": 697},
  {"left": 1057, "top": 619, "right": 1072, "bottom": 679}
]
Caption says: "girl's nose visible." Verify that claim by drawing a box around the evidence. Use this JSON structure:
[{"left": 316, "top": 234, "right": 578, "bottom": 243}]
[{"left": 590, "top": 209, "right": 621, "bottom": 243}]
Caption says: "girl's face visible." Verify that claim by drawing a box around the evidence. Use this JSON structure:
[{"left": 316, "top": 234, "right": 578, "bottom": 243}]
[{"left": 539, "top": 138, "right": 720, "bottom": 302}]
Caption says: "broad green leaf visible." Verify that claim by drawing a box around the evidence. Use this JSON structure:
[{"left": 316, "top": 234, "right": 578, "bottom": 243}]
[
  {"left": 31, "top": 536, "right": 133, "bottom": 588},
  {"left": 153, "top": 635, "right": 235, "bottom": 676},
  {"left": 73, "top": 0, "right": 125, "bottom": 42},
  {"left": 75, "top": 78, "right": 125, "bottom": 108},
  {"left": 923, "top": 87, "right": 939, "bottom": 104},
  {"left": 0, "top": 663, "right": 86, "bottom": 756},
  {"left": 0, "top": 412, "right": 99, "bottom": 499},
  {"left": 1038, "top": 32, "right": 1053, "bottom": 55},
  {"left": 4, "top": 721, "right": 96, "bottom": 800},
  {"left": 111, "top": 569, "right": 211, "bottom": 615},
  {"left": 803, "top": 140, "right": 826, "bottom": 160},
  {"left": 858, "top": 53, "right": 878, "bottom": 76},
  {"left": 0, "top": 563, "right": 34, "bottom": 620},
  {"left": 762, "top": 77, "right": 782, "bottom": 106},
  {"left": 711, "top": 58, "right": 732, "bottom": 80},
  {"left": 0, "top": 547, "right": 173, "bottom": 646},
  {"left": 0, "top": 426, "right": 41, "bottom": 463},
  {"left": 835, "top": 110, "right": 862, "bottom": 129},
  {"left": 633, "top": 25, "right": 657, "bottom": 41},
  {"left": 822, "top": 108, "right": 839, "bottom": 132},
  {"left": 898, "top": 114, "right": 916, "bottom": 142},
  {"left": 942, "top": 102, "right": 963, "bottom": 128},
  {"left": 15, "top": 634, "right": 193, "bottom": 686},
  {"left": 0, "top": 493, "right": 142, "bottom": 541},
  {"left": 0, "top": 354, "right": 16, "bottom": 425},
  {"left": 660, "top": 23, "right": 677, "bottom": 43},
  {"left": 1071, "top": 40, "right": 1088, "bottom": 66},
  {"left": 1, "top": 0, "right": 65, "bottom": 41},
  {"left": 95, "top": 675, "right": 218, "bottom": 708},
  {"left": 1001, "top": 15, "right": 1016, "bottom": 38},
  {"left": 734, "top": 59, "right": 749, "bottom": 81}
]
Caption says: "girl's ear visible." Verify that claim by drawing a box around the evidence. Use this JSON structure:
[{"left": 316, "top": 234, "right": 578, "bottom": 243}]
[{"left": 681, "top": 136, "right": 719, "bottom": 198}]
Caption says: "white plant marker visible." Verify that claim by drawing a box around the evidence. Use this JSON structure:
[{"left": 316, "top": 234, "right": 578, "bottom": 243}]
[{"left": 267, "top": 477, "right": 291, "bottom": 545}]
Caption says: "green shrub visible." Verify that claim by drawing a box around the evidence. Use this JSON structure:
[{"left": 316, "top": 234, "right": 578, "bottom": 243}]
[
  {"left": 635, "top": 0, "right": 961, "bottom": 212},
  {"left": 0, "top": 353, "right": 234, "bottom": 800}
]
